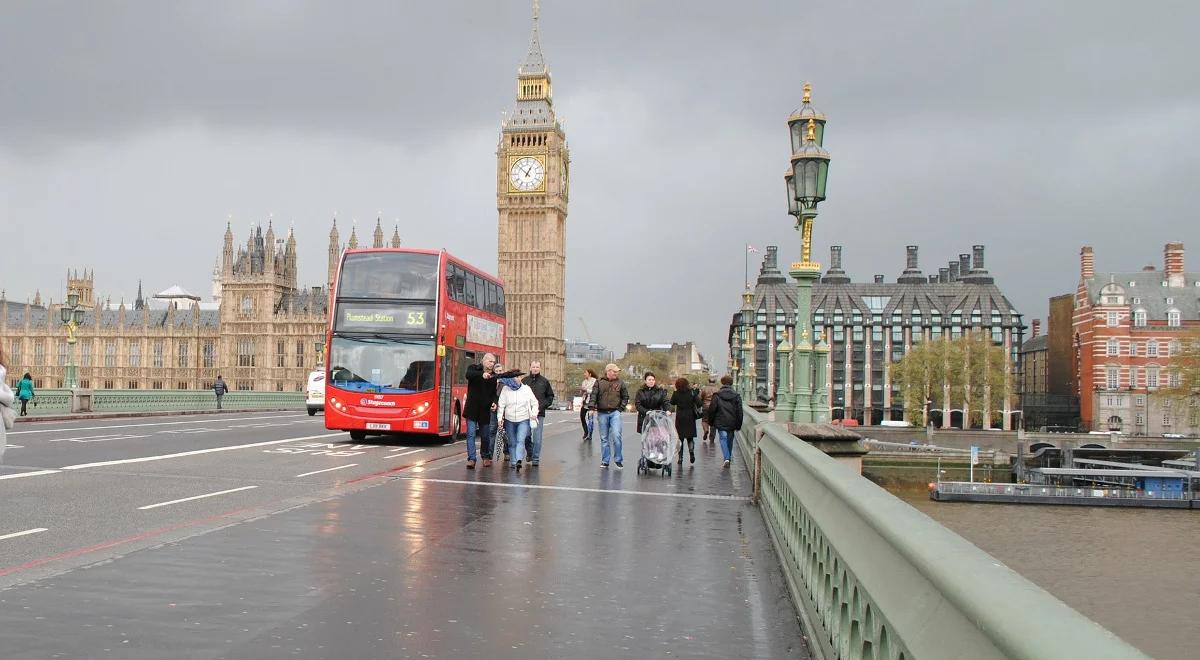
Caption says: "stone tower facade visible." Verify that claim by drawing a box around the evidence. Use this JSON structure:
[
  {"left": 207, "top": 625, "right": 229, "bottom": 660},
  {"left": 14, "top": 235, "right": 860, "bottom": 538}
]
[{"left": 497, "top": 1, "right": 569, "bottom": 394}]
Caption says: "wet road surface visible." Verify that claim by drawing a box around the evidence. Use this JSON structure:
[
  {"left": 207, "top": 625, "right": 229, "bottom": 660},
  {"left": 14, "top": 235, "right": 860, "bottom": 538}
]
[{"left": 0, "top": 410, "right": 809, "bottom": 659}]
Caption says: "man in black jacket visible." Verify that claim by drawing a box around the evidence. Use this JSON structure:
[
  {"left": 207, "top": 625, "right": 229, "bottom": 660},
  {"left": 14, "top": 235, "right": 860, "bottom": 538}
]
[
  {"left": 593, "top": 363, "right": 630, "bottom": 469},
  {"left": 463, "top": 353, "right": 497, "bottom": 468},
  {"left": 704, "top": 375, "right": 744, "bottom": 468},
  {"left": 522, "top": 361, "right": 555, "bottom": 467}
]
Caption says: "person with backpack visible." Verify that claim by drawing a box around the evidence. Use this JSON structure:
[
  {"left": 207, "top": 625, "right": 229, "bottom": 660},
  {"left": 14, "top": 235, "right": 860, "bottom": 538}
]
[
  {"left": 16, "top": 372, "right": 35, "bottom": 416},
  {"left": 704, "top": 375, "right": 744, "bottom": 469},
  {"left": 669, "top": 377, "right": 701, "bottom": 465},
  {"left": 699, "top": 375, "right": 720, "bottom": 442},
  {"left": 213, "top": 375, "right": 229, "bottom": 409}
]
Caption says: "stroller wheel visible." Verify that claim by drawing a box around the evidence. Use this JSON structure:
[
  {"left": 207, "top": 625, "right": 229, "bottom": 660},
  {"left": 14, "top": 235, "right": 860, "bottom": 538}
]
[{"left": 664, "top": 465, "right": 672, "bottom": 477}]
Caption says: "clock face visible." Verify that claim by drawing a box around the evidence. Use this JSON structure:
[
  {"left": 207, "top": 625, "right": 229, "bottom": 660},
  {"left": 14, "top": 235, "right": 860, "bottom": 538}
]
[{"left": 509, "top": 157, "right": 545, "bottom": 192}]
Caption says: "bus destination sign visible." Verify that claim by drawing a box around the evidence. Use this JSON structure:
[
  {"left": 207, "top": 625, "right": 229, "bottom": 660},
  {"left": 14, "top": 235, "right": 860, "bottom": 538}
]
[{"left": 337, "top": 304, "right": 434, "bottom": 333}]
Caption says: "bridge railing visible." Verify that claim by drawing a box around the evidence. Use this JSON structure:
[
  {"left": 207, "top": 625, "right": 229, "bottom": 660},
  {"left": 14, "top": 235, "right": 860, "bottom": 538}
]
[
  {"left": 741, "top": 406, "right": 1147, "bottom": 660},
  {"left": 19, "top": 389, "right": 304, "bottom": 416}
]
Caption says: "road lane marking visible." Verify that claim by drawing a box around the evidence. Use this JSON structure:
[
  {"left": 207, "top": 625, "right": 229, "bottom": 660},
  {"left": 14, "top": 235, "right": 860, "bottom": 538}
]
[
  {"left": 386, "top": 449, "right": 425, "bottom": 459},
  {"left": 0, "top": 470, "right": 61, "bottom": 481},
  {"left": 49, "top": 434, "right": 149, "bottom": 443},
  {"left": 8, "top": 413, "right": 309, "bottom": 435},
  {"left": 404, "top": 477, "right": 752, "bottom": 501},
  {"left": 0, "top": 528, "right": 48, "bottom": 542},
  {"left": 137, "top": 486, "right": 259, "bottom": 510},
  {"left": 294, "top": 464, "right": 360, "bottom": 478},
  {"left": 60, "top": 433, "right": 344, "bottom": 470}
]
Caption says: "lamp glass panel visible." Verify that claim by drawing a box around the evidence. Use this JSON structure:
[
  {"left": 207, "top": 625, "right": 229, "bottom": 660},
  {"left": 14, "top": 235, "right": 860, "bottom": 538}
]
[
  {"left": 60, "top": 307, "right": 71, "bottom": 324},
  {"left": 73, "top": 309, "right": 85, "bottom": 324},
  {"left": 816, "top": 160, "right": 830, "bottom": 200},
  {"left": 785, "top": 175, "right": 798, "bottom": 216},
  {"left": 67, "top": 291, "right": 79, "bottom": 307}
]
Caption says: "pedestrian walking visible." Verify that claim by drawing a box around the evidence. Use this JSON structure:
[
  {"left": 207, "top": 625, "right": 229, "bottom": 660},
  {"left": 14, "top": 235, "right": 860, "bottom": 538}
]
[
  {"left": 522, "top": 361, "right": 555, "bottom": 467},
  {"left": 213, "top": 375, "right": 229, "bottom": 409},
  {"left": 578, "top": 368, "right": 598, "bottom": 441},
  {"left": 16, "top": 372, "right": 35, "bottom": 416},
  {"left": 704, "top": 375, "right": 744, "bottom": 468},
  {"left": 593, "top": 363, "right": 629, "bottom": 469},
  {"left": 669, "top": 377, "right": 701, "bottom": 465},
  {"left": 0, "top": 348, "right": 16, "bottom": 461},
  {"left": 496, "top": 370, "right": 538, "bottom": 471},
  {"left": 634, "top": 372, "right": 670, "bottom": 434},
  {"left": 699, "top": 375, "right": 719, "bottom": 442},
  {"left": 463, "top": 353, "right": 498, "bottom": 469}
]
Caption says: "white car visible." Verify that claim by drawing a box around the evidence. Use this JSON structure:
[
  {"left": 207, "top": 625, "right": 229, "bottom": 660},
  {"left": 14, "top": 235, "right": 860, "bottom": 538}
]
[{"left": 306, "top": 370, "right": 325, "bottom": 416}]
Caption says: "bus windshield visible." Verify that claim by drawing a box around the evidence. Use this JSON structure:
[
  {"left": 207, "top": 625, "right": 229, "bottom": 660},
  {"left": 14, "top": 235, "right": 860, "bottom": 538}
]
[
  {"left": 338, "top": 252, "right": 440, "bottom": 300},
  {"left": 328, "top": 336, "right": 436, "bottom": 394}
]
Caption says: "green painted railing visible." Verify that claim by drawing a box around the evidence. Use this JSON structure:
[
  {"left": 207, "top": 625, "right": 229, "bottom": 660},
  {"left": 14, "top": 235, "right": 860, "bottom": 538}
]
[
  {"left": 20, "top": 389, "right": 304, "bottom": 416},
  {"left": 739, "top": 407, "right": 1148, "bottom": 660}
]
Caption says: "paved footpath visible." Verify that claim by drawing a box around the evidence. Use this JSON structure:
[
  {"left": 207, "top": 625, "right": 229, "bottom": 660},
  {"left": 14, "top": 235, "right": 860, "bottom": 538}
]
[{"left": 0, "top": 410, "right": 810, "bottom": 659}]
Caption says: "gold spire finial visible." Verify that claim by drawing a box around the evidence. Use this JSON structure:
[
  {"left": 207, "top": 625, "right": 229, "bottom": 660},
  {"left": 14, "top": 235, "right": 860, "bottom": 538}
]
[
  {"left": 802, "top": 82, "right": 811, "bottom": 104},
  {"left": 805, "top": 118, "right": 816, "bottom": 142}
]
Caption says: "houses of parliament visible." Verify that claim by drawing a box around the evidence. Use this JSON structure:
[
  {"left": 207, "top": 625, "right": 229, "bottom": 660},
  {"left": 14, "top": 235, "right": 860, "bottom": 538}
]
[{"left": 1, "top": 220, "right": 396, "bottom": 392}]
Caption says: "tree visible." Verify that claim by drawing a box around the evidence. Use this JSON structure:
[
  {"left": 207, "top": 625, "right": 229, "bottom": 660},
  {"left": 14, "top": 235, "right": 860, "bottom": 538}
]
[
  {"left": 1163, "top": 329, "right": 1200, "bottom": 401},
  {"left": 892, "top": 331, "right": 1011, "bottom": 428}
]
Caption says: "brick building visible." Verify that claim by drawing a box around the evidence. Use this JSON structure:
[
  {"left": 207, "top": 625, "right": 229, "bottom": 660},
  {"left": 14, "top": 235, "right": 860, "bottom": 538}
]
[{"left": 1074, "top": 242, "right": 1199, "bottom": 434}]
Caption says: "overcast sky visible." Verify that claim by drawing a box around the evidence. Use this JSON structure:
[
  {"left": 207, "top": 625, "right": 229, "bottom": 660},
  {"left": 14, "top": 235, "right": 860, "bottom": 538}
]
[{"left": 3, "top": 1, "right": 1198, "bottom": 366}]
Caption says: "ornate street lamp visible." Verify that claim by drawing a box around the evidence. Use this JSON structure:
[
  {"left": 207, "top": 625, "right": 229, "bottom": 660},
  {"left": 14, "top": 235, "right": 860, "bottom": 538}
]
[
  {"left": 60, "top": 288, "right": 86, "bottom": 389},
  {"left": 777, "top": 82, "right": 832, "bottom": 424}
]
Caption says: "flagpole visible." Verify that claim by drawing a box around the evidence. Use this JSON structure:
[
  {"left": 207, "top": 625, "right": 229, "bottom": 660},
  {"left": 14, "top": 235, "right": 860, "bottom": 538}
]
[{"left": 745, "top": 243, "right": 749, "bottom": 290}]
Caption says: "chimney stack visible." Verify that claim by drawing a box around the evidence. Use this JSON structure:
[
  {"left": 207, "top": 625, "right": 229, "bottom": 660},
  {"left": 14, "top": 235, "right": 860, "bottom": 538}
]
[
  {"left": 1164, "top": 242, "right": 1184, "bottom": 287},
  {"left": 874, "top": 274, "right": 884, "bottom": 283},
  {"left": 1031, "top": 319, "right": 1041, "bottom": 338},
  {"left": 959, "top": 253, "right": 971, "bottom": 275},
  {"left": 972, "top": 245, "right": 986, "bottom": 271},
  {"left": 939, "top": 267, "right": 949, "bottom": 283},
  {"left": 906, "top": 246, "right": 919, "bottom": 271},
  {"left": 929, "top": 274, "right": 938, "bottom": 283},
  {"left": 830, "top": 245, "right": 843, "bottom": 271},
  {"left": 948, "top": 262, "right": 960, "bottom": 281},
  {"left": 898, "top": 245, "right": 925, "bottom": 283},
  {"left": 1080, "top": 246, "right": 1094, "bottom": 279},
  {"left": 822, "top": 245, "right": 850, "bottom": 284}
]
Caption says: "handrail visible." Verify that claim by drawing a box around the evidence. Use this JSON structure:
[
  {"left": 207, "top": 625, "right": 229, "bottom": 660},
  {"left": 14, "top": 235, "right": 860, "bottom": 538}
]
[{"left": 746, "top": 405, "right": 1147, "bottom": 659}]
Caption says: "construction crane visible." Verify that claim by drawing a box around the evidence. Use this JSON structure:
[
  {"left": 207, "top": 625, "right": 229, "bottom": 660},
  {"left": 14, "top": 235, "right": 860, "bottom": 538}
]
[{"left": 577, "top": 316, "right": 593, "bottom": 343}]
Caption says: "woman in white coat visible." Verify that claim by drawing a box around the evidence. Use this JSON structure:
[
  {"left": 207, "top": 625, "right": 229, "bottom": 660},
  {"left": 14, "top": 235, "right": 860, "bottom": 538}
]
[
  {"left": 496, "top": 370, "right": 539, "bottom": 472},
  {"left": 0, "top": 347, "right": 16, "bottom": 462}
]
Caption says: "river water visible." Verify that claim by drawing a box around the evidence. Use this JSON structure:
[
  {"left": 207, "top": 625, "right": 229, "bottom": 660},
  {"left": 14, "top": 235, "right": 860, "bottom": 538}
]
[{"left": 894, "top": 489, "right": 1200, "bottom": 660}]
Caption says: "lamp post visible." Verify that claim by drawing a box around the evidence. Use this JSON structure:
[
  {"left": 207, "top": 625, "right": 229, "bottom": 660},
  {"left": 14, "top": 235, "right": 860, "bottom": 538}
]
[
  {"left": 739, "top": 289, "right": 756, "bottom": 399},
  {"left": 59, "top": 288, "right": 85, "bottom": 389},
  {"left": 779, "top": 82, "right": 831, "bottom": 424}
]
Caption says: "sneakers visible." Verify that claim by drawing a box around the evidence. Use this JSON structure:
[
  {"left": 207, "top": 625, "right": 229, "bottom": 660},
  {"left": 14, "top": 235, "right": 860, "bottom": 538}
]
[
  {"left": 723, "top": 459, "right": 731, "bottom": 469},
  {"left": 690, "top": 450, "right": 696, "bottom": 464},
  {"left": 531, "top": 461, "right": 539, "bottom": 467},
  {"left": 615, "top": 462, "right": 623, "bottom": 470},
  {"left": 600, "top": 463, "right": 609, "bottom": 469},
  {"left": 466, "top": 460, "right": 476, "bottom": 469},
  {"left": 514, "top": 459, "right": 523, "bottom": 472}
]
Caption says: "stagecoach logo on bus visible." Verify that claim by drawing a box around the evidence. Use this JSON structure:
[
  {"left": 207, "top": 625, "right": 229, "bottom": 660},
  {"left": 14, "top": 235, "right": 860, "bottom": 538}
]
[
  {"left": 467, "top": 314, "right": 504, "bottom": 347},
  {"left": 360, "top": 397, "right": 398, "bottom": 407}
]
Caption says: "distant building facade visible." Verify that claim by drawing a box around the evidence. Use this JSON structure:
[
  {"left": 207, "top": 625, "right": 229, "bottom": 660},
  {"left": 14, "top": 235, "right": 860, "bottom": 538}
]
[
  {"left": 1016, "top": 295, "right": 1080, "bottom": 430},
  {"left": 1074, "top": 243, "right": 1199, "bottom": 435},
  {"left": 565, "top": 339, "right": 613, "bottom": 364},
  {"left": 730, "top": 244, "right": 1025, "bottom": 427},
  {"left": 0, "top": 221, "right": 362, "bottom": 393},
  {"left": 624, "top": 342, "right": 709, "bottom": 375}
]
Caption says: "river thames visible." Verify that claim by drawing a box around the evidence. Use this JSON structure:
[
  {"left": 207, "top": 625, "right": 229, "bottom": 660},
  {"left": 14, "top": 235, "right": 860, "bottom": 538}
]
[{"left": 896, "top": 489, "right": 1200, "bottom": 659}]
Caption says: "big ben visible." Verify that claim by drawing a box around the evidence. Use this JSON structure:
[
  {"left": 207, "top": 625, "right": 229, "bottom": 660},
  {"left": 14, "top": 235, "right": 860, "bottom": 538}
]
[{"left": 498, "top": 0, "right": 569, "bottom": 395}]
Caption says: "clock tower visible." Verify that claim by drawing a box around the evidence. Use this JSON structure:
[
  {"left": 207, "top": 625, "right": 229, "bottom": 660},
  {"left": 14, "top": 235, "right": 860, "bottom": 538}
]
[{"left": 497, "top": 0, "right": 569, "bottom": 394}]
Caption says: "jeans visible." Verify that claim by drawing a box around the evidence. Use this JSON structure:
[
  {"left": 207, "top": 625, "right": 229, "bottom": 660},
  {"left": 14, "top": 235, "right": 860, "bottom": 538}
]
[
  {"left": 529, "top": 415, "right": 545, "bottom": 462},
  {"left": 597, "top": 411, "right": 623, "bottom": 465},
  {"left": 717, "top": 429, "right": 735, "bottom": 461},
  {"left": 505, "top": 419, "right": 531, "bottom": 464},
  {"left": 216, "top": 394, "right": 223, "bottom": 410},
  {"left": 465, "top": 419, "right": 494, "bottom": 462}
]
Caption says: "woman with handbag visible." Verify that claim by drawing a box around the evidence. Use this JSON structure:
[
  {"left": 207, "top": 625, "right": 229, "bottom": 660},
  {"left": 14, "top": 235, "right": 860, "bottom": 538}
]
[
  {"left": 669, "top": 377, "right": 700, "bottom": 465},
  {"left": 0, "top": 347, "right": 17, "bottom": 462},
  {"left": 16, "top": 372, "right": 34, "bottom": 416}
]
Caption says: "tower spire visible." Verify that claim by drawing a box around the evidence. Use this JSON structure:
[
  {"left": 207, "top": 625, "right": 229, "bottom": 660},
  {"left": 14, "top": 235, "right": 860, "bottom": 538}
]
[{"left": 519, "top": 0, "right": 546, "bottom": 75}]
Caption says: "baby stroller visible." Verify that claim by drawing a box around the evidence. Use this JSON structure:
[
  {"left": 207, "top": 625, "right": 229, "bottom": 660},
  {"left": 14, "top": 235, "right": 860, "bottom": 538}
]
[{"left": 637, "top": 410, "right": 677, "bottom": 477}]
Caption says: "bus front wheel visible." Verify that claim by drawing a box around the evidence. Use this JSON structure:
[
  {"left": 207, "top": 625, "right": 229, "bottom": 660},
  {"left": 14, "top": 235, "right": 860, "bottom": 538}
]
[{"left": 349, "top": 430, "right": 367, "bottom": 441}]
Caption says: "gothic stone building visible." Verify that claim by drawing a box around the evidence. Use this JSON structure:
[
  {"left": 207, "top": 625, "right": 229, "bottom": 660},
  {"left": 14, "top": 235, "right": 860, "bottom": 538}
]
[
  {"left": 1074, "top": 242, "right": 1199, "bottom": 435},
  {"left": 496, "top": 4, "right": 569, "bottom": 396},
  {"left": 0, "top": 221, "right": 383, "bottom": 393},
  {"left": 731, "top": 244, "right": 1025, "bottom": 427}
]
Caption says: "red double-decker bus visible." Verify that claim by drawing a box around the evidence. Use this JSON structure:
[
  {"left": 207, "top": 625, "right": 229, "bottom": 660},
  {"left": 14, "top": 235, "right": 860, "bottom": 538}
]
[{"left": 324, "top": 248, "right": 506, "bottom": 440}]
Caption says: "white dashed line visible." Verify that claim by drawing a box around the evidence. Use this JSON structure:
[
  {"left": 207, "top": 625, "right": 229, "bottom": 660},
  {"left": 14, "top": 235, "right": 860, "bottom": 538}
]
[
  {"left": 295, "top": 464, "right": 359, "bottom": 478},
  {"left": 0, "top": 470, "right": 61, "bottom": 481},
  {"left": 137, "top": 486, "right": 259, "bottom": 510},
  {"left": 60, "top": 433, "right": 343, "bottom": 470},
  {"left": 0, "top": 528, "right": 48, "bottom": 541}
]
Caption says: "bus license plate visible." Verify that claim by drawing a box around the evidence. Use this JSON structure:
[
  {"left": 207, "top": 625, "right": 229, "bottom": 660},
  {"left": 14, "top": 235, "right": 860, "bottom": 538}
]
[
  {"left": 366, "top": 422, "right": 392, "bottom": 431},
  {"left": 413, "top": 421, "right": 429, "bottom": 429}
]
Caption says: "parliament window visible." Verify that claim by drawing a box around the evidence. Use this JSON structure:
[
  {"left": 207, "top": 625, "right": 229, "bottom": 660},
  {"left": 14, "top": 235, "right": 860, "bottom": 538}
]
[
  {"left": 129, "top": 343, "right": 141, "bottom": 367},
  {"left": 1147, "top": 341, "right": 1158, "bottom": 357},
  {"left": 58, "top": 341, "right": 68, "bottom": 366},
  {"left": 104, "top": 341, "right": 117, "bottom": 367},
  {"left": 153, "top": 341, "right": 164, "bottom": 368},
  {"left": 202, "top": 341, "right": 216, "bottom": 368},
  {"left": 238, "top": 340, "right": 256, "bottom": 367},
  {"left": 81, "top": 342, "right": 92, "bottom": 367},
  {"left": 296, "top": 340, "right": 305, "bottom": 368},
  {"left": 277, "top": 341, "right": 286, "bottom": 368},
  {"left": 178, "top": 342, "right": 189, "bottom": 368}
]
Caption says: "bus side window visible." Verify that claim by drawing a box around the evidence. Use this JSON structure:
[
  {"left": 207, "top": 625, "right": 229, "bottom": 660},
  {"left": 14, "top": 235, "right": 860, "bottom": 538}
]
[
  {"left": 497, "top": 286, "right": 505, "bottom": 316},
  {"left": 464, "top": 273, "right": 477, "bottom": 307},
  {"left": 445, "top": 265, "right": 456, "bottom": 302},
  {"left": 486, "top": 282, "right": 498, "bottom": 315},
  {"left": 474, "top": 275, "right": 485, "bottom": 311}
]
